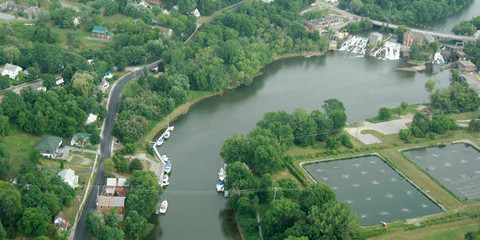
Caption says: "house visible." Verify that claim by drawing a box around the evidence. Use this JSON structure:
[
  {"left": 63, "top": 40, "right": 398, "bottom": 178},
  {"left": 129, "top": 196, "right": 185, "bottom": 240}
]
[
  {"left": 459, "top": 60, "right": 477, "bottom": 72},
  {"left": 149, "top": 0, "right": 162, "bottom": 4},
  {"left": 369, "top": 32, "right": 383, "bottom": 46},
  {"left": 92, "top": 26, "right": 114, "bottom": 39},
  {"left": 106, "top": 177, "right": 127, "bottom": 196},
  {"left": 304, "top": 15, "right": 344, "bottom": 33},
  {"left": 35, "top": 136, "right": 62, "bottom": 158},
  {"left": 70, "top": 133, "right": 92, "bottom": 146},
  {"left": 54, "top": 211, "right": 68, "bottom": 231},
  {"left": 73, "top": 17, "right": 81, "bottom": 26},
  {"left": 85, "top": 113, "right": 98, "bottom": 125},
  {"left": 191, "top": 8, "right": 201, "bottom": 17},
  {"left": 57, "top": 168, "right": 79, "bottom": 189},
  {"left": 97, "top": 196, "right": 126, "bottom": 217},
  {"left": 402, "top": 30, "right": 425, "bottom": 47},
  {"left": 1, "top": 63, "right": 23, "bottom": 80},
  {"left": 55, "top": 77, "right": 65, "bottom": 87}
]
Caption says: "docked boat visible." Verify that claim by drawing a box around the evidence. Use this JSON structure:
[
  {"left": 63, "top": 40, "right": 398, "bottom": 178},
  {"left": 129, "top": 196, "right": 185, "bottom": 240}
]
[
  {"left": 168, "top": 126, "right": 175, "bottom": 131},
  {"left": 162, "top": 155, "right": 169, "bottom": 162},
  {"left": 218, "top": 167, "right": 226, "bottom": 181},
  {"left": 156, "top": 138, "right": 164, "bottom": 146},
  {"left": 164, "top": 130, "right": 170, "bottom": 139},
  {"left": 159, "top": 200, "right": 168, "bottom": 214},
  {"left": 216, "top": 181, "right": 224, "bottom": 192},
  {"left": 165, "top": 162, "right": 172, "bottom": 174}
]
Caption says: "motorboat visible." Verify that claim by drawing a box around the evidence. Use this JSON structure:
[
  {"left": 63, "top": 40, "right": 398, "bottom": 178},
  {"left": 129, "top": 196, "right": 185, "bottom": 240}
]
[
  {"left": 216, "top": 181, "right": 224, "bottom": 192},
  {"left": 164, "top": 130, "right": 170, "bottom": 139},
  {"left": 165, "top": 162, "right": 172, "bottom": 174},
  {"left": 162, "top": 155, "right": 169, "bottom": 162},
  {"left": 156, "top": 138, "right": 164, "bottom": 146},
  {"left": 218, "top": 167, "right": 226, "bottom": 181},
  {"left": 159, "top": 200, "right": 168, "bottom": 214},
  {"left": 168, "top": 126, "right": 175, "bottom": 131}
]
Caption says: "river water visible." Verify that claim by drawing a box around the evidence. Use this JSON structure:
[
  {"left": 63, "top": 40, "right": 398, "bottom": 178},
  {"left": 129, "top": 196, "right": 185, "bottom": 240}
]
[
  {"left": 146, "top": 52, "right": 451, "bottom": 240},
  {"left": 415, "top": 0, "right": 480, "bottom": 34}
]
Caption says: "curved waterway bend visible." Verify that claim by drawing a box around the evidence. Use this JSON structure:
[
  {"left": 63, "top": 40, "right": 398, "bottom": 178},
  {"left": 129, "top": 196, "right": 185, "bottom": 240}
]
[{"left": 146, "top": 52, "right": 450, "bottom": 240}]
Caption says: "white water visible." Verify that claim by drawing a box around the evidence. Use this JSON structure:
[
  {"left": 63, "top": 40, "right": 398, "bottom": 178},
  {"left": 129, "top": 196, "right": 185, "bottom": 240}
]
[
  {"left": 372, "top": 41, "right": 401, "bottom": 60},
  {"left": 432, "top": 52, "right": 446, "bottom": 64},
  {"left": 339, "top": 36, "right": 369, "bottom": 55}
]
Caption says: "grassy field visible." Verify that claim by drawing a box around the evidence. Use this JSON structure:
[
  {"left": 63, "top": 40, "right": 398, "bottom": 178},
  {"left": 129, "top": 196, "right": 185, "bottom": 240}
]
[{"left": 1, "top": 128, "right": 41, "bottom": 177}]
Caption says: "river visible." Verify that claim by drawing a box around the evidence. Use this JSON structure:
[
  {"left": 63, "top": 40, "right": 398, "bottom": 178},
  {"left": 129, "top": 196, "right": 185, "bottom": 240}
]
[
  {"left": 146, "top": 52, "right": 451, "bottom": 240},
  {"left": 415, "top": 0, "right": 480, "bottom": 34}
]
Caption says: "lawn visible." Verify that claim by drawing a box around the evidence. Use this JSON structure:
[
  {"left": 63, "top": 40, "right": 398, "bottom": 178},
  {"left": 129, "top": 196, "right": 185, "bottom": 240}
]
[{"left": 1, "top": 128, "right": 41, "bottom": 177}]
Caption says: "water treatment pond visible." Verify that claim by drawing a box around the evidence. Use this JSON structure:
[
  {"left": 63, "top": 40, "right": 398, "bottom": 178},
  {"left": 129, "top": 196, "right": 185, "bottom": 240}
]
[
  {"left": 404, "top": 143, "right": 480, "bottom": 200},
  {"left": 303, "top": 155, "right": 442, "bottom": 226}
]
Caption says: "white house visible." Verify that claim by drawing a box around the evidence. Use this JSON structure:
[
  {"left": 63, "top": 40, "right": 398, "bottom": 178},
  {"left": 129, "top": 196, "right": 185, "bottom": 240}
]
[
  {"left": 54, "top": 211, "right": 68, "bottom": 231},
  {"left": 191, "top": 8, "right": 201, "bottom": 17},
  {"left": 57, "top": 168, "right": 79, "bottom": 189},
  {"left": 106, "top": 177, "right": 127, "bottom": 195},
  {"left": 1, "top": 63, "right": 23, "bottom": 80},
  {"left": 85, "top": 113, "right": 98, "bottom": 125}
]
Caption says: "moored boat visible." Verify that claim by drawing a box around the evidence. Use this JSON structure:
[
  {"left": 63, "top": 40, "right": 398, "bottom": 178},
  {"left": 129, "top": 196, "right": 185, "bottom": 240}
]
[
  {"left": 218, "top": 167, "right": 226, "bottom": 181},
  {"left": 216, "top": 181, "right": 224, "bottom": 192},
  {"left": 164, "top": 130, "right": 170, "bottom": 139},
  {"left": 156, "top": 138, "right": 164, "bottom": 146},
  {"left": 159, "top": 200, "right": 168, "bottom": 214},
  {"left": 165, "top": 162, "right": 172, "bottom": 174}
]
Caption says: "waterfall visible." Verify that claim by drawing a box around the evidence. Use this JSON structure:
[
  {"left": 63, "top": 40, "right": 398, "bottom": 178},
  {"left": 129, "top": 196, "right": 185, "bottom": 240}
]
[
  {"left": 372, "top": 41, "right": 401, "bottom": 60},
  {"left": 432, "top": 52, "right": 445, "bottom": 64},
  {"left": 339, "top": 36, "right": 369, "bottom": 55}
]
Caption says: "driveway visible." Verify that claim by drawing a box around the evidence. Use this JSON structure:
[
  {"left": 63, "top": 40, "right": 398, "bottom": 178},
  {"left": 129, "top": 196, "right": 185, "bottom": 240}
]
[{"left": 345, "top": 118, "right": 412, "bottom": 145}]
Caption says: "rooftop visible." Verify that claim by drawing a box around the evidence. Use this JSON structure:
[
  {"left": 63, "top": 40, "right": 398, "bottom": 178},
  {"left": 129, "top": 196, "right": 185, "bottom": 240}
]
[
  {"left": 459, "top": 60, "right": 476, "bottom": 67},
  {"left": 2, "top": 63, "right": 22, "bottom": 72},
  {"left": 97, "top": 196, "right": 126, "bottom": 207},
  {"left": 305, "top": 15, "right": 343, "bottom": 26},
  {"left": 92, "top": 26, "right": 107, "bottom": 34},
  {"left": 57, "top": 168, "right": 76, "bottom": 182},
  {"left": 35, "top": 136, "right": 62, "bottom": 152}
]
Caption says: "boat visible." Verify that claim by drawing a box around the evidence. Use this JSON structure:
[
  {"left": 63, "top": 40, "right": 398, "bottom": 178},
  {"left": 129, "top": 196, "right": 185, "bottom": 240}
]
[
  {"left": 168, "top": 126, "right": 175, "bottom": 131},
  {"left": 218, "top": 167, "right": 226, "bottom": 181},
  {"left": 164, "top": 130, "right": 170, "bottom": 139},
  {"left": 156, "top": 138, "right": 164, "bottom": 146},
  {"left": 216, "top": 181, "right": 224, "bottom": 192},
  {"left": 159, "top": 200, "right": 168, "bottom": 214},
  {"left": 165, "top": 162, "right": 172, "bottom": 174},
  {"left": 224, "top": 190, "right": 229, "bottom": 198},
  {"left": 162, "top": 155, "right": 169, "bottom": 162},
  {"left": 163, "top": 175, "right": 169, "bottom": 183}
]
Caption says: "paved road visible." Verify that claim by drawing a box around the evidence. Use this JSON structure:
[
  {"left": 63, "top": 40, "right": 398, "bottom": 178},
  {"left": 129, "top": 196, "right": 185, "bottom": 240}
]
[{"left": 73, "top": 60, "right": 163, "bottom": 240}]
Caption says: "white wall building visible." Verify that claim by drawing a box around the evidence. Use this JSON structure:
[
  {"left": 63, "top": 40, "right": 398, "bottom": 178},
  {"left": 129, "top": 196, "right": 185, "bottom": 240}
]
[
  {"left": 57, "top": 168, "right": 79, "bottom": 189},
  {"left": 1, "top": 63, "right": 23, "bottom": 80}
]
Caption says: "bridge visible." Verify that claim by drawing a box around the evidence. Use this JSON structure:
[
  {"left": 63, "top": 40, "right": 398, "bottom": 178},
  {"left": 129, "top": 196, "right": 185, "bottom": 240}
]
[{"left": 322, "top": 2, "right": 477, "bottom": 42}]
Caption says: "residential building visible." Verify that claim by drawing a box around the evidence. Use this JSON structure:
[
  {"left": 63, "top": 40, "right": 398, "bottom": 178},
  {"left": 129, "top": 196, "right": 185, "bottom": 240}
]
[
  {"left": 70, "top": 133, "right": 92, "bottom": 146},
  {"left": 369, "top": 32, "right": 383, "bottom": 46},
  {"left": 55, "top": 77, "right": 65, "bottom": 87},
  {"left": 459, "top": 60, "right": 477, "bottom": 72},
  {"left": 106, "top": 177, "right": 127, "bottom": 196},
  {"left": 304, "top": 15, "right": 343, "bottom": 33},
  {"left": 35, "top": 136, "right": 62, "bottom": 158},
  {"left": 97, "top": 196, "right": 126, "bottom": 217},
  {"left": 1, "top": 63, "right": 23, "bottom": 80},
  {"left": 85, "top": 113, "right": 98, "bottom": 125},
  {"left": 73, "top": 17, "right": 81, "bottom": 26},
  {"left": 92, "top": 26, "right": 114, "bottom": 39},
  {"left": 191, "top": 8, "right": 200, "bottom": 17},
  {"left": 54, "top": 211, "right": 68, "bottom": 231},
  {"left": 57, "top": 168, "right": 79, "bottom": 189}
]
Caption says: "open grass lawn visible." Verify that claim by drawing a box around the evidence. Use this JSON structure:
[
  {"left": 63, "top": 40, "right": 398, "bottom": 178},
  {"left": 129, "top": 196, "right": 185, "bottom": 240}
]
[
  {"left": 368, "top": 217, "right": 480, "bottom": 240},
  {"left": 271, "top": 168, "right": 303, "bottom": 187},
  {"left": 2, "top": 128, "right": 41, "bottom": 177},
  {"left": 49, "top": 27, "right": 107, "bottom": 50}
]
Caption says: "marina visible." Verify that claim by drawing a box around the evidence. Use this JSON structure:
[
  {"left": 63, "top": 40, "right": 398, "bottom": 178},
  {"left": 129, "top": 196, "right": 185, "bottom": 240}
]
[{"left": 152, "top": 126, "right": 175, "bottom": 187}]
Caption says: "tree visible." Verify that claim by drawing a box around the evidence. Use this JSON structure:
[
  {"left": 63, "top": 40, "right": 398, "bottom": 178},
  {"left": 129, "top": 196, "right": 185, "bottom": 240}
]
[
  {"left": 72, "top": 72, "right": 96, "bottom": 97},
  {"left": 349, "top": 0, "right": 363, "bottom": 13},
  {"left": 0, "top": 187, "right": 23, "bottom": 236},
  {"left": 292, "top": 109, "right": 317, "bottom": 146},
  {"left": 299, "top": 185, "right": 335, "bottom": 212},
  {"left": 378, "top": 107, "right": 391, "bottom": 121},
  {"left": 395, "top": 25, "right": 409, "bottom": 43},
  {"left": 0, "top": 76, "right": 10, "bottom": 90},
  {"left": 410, "top": 112, "right": 431, "bottom": 137},
  {"left": 129, "top": 158, "right": 143, "bottom": 172},
  {"left": 126, "top": 171, "right": 162, "bottom": 219},
  {"left": 469, "top": 119, "right": 480, "bottom": 132},
  {"left": 3, "top": 46, "right": 20, "bottom": 63},
  {"left": 326, "top": 137, "right": 341, "bottom": 150},
  {"left": 123, "top": 143, "right": 136, "bottom": 155},
  {"left": 425, "top": 79, "right": 436, "bottom": 94},
  {"left": 323, "top": 99, "right": 347, "bottom": 133},
  {"left": 399, "top": 129, "right": 412, "bottom": 142},
  {"left": 42, "top": 74, "right": 56, "bottom": 90},
  {"left": 0, "top": 115, "right": 9, "bottom": 136},
  {"left": 112, "top": 154, "right": 129, "bottom": 173},
  {"left": 124, "top": 210, "right": 153, "bottom": 240},
  {"left": 263, "top": 199, "right": 301, "bottom": 239},
  {"left": 0, "top": 220, "right": 6, "bottom": 240},
  {"left": 22, "top": 208, "right": 48, "bottom": 237}
]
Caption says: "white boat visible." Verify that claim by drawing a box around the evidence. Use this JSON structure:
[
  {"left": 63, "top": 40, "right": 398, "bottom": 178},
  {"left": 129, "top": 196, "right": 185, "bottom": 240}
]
[
  {"left": 165, "top": 162, "right": 172, "bottom": 174},
  {"left": 168, "top": 126, "right": 175, "bottom": 131},
  {"left": 218, "top": 167, "right": 226, "bottom": 181},
  {"left": 163, "top": 175, "right": 169, "bottom": 183},
  {"left": 156, "top": 138, "right": 164, "bottom": 146},
  {"left": 216, "top": 181, "right": 224, "bottom": 192},
  {"left": 159, "top": 200, "right": 168, "bottom": 214},
  {"left": 164, "top": 130, "right": 170, "bottom": 139},
  {"left": 162, "top": 155, "right": 169, "bottom": 162}
]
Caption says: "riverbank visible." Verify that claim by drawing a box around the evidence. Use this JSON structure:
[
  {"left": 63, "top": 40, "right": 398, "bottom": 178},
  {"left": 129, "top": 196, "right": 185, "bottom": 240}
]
[{"left": 138, "top": 50, "right": 328, "bottom": 151}]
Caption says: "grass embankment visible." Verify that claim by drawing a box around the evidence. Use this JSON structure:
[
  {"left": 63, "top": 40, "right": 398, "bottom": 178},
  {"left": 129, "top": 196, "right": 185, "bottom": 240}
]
[
  {"left": 367, "top": 104, "right": 418, "bottom": 123},
  {"left": 2, "top": 128, "right": 41, "bottom": 176},
  {"left": 135, "top": 90, "right": 218, "bottom": 152}
]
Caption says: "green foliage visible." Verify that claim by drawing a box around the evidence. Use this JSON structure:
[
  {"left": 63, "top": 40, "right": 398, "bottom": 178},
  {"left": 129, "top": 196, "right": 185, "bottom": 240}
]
[
  {"left": 468, "top": 119, "right": 480, "bottom": 132},
  {"left": 112, "top": 154, "right": 129, "bottom": 173},
  {"left": 22, "top": 207, "right": 48, "bottom": 237},
  {"left": 425, "top": 79, "right": 436, "bottom": 94},
  {"left": 0, "top": 220, "right": 5, "bottom": 240},
  {"left": 274, "top": 178, "right": 300, "bottom": 200},
  {"left": 377, "top": 107, "right": 391, "bottom": 121},
  {"left": 0, "top": 76, "right": 10, "bottom": 91},
  {"left": 326, "top": 137, "right": 341, "bottom": 150},
  {"left": 129, "top": 158, "right": 143, "bottom": 172},
  {"left": 86, "top": 211, "right": 125, "bottom": 240},
  {"left": 124, "top": 210, "right": 153, "bottom": 240},
  {"left": 29, "top": 149, "right": 41, "bottom": 164},
  {"left": 399, "top": 129, "right": 412, "bottom": 142},
  {"left": 453, "top": 17, "right": 480, "bottom": 36},
  {"left": 41, "top": 74, "right": 56, "bottom": 90},
  {"left": 0, "top": 115, "right": 9, "bottom": 136},
  {"left": 339, "top": 0, "right": 473, "bottom": 25},
  {"left": 125, "top": 171, "right": 163, "bottom": 219},
  {"left": 123, "top": 143, "right": 136, "bottom": 155},
  {"left": 343, "top": 18, "right": 373, "bottom": 33},
  {"left": 339, "top": 134, "right": 353, "bottom": 148}
]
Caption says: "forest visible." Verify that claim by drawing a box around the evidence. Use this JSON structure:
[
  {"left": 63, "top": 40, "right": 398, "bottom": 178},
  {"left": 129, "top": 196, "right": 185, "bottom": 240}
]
[
  {"left": 338, "top": 0, "right": 473, "bottom": 25},
  {"left": 452, "top": 15, "right": 480, "bottom": 36},
  {"left": 220, "top": 99, "right": 361, "bottom": 240}
]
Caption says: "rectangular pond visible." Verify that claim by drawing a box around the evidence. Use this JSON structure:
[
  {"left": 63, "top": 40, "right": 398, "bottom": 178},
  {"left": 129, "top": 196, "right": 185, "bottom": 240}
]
[
  {"left": 403, "top": 143, "right": 480, "bottom": 200},
  {"left": 303, "top": 155, "right": 442, "bottom": 226}
]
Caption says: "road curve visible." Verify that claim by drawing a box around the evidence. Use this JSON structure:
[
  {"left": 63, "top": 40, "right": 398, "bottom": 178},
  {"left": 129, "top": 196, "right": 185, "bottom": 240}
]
[{"left": 73, "top": 60, "right": 162, "bottom": 240}]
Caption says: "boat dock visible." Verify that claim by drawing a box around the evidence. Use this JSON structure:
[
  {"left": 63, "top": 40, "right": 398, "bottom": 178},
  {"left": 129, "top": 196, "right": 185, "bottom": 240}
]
[{"left": 153, "top": 126, "right": 174, "bottom": 187}]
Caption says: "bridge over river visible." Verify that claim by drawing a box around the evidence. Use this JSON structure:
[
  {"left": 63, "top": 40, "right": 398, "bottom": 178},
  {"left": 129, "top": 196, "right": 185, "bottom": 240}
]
[{"left": 323, "top": 3, "right": 477, "bottom": 42}]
